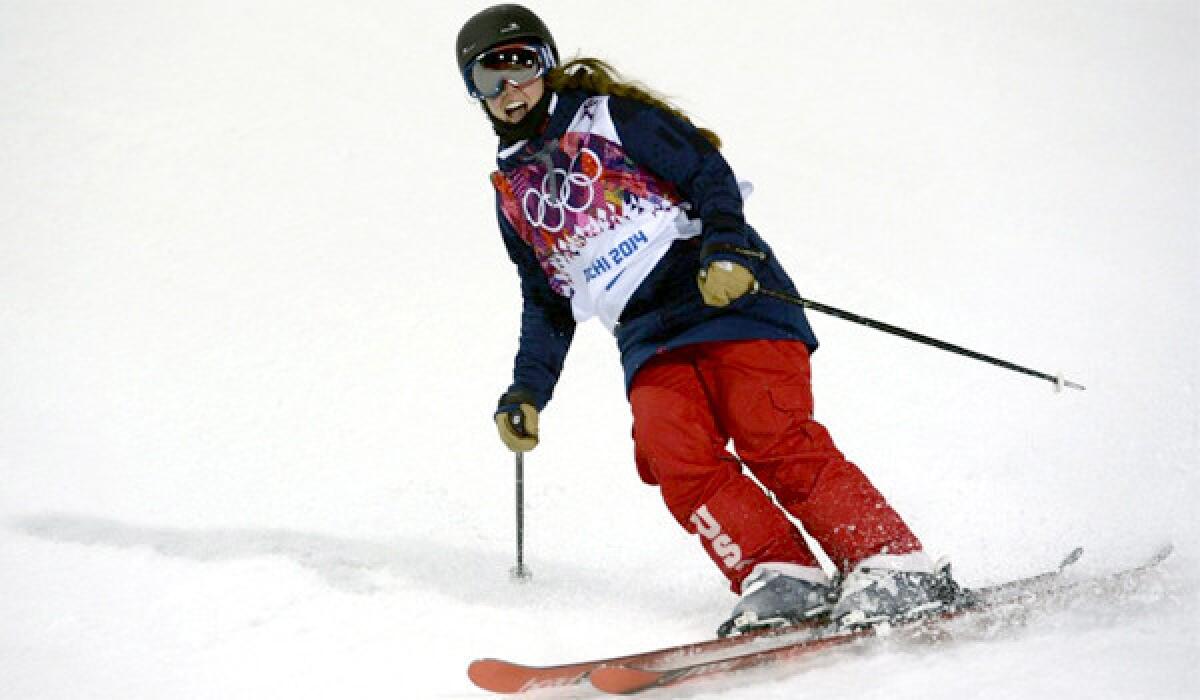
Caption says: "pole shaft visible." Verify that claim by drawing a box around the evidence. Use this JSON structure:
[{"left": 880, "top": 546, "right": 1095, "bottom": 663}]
[
  {"left": 515, "top": 452, "right": 525, "bottom": 575},
  {"left": 759, "top": 288, "right": 1085, "bottom": 391}
]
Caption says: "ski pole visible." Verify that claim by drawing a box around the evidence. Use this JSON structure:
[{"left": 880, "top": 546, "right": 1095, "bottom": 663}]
[
  {"left": 506, "top": 412, "right": 533, "bottom": 582},
  {"left": 511, "top": 452, "right": 531, "bottom": 581},
  {"left": 757, "top": 287, "right": 1086, "bottom": 392}
]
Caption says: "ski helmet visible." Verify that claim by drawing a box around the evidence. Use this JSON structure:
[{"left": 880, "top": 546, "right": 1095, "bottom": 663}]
[{"left": 455, "top": 4, "right": 559, "bottom": 75}]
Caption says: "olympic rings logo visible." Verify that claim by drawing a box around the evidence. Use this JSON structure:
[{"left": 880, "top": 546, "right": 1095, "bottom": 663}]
[{"left": 522, "top": 148, "right": 602, "bottom": 233}]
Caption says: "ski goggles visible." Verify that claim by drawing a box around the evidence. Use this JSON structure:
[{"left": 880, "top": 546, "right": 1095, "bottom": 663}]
[{"left": 462, "top": 41, "right": 556, "bottom": 99}]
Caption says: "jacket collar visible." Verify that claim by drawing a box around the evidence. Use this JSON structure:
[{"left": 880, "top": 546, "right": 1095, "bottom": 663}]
[{"left": 495, "top": 90, "right": 589, "bottom": 166}]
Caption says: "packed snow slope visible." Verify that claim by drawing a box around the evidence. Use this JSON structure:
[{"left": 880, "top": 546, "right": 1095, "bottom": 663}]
[{"left": 2, "top": 1, "right": 1197, "bottom": 698}]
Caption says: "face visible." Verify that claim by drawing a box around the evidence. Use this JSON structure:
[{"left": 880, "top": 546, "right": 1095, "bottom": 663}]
[{"left": 484, "top": 77, "right": 545, "bottom": 124}]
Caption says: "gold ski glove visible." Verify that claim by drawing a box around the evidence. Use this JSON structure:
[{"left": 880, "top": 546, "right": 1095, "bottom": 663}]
[
  {"left": 495, "top": 402, "right": 539, "bottom": 453},
  {"left": 698, "top": 260, "right": 758, "bottom": 307}
]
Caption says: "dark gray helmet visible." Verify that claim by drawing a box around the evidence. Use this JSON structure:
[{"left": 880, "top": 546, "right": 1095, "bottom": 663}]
[{"left": 455, "top": 4, "right": 559, "bottom": 74}]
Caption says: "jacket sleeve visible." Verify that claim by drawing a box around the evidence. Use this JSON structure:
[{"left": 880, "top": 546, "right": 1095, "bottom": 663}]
[
  {"left": 495, "top": 195, "right": 576, "bottom": 411},
  {"left": 606, "top": 95, "right": 757, "bottom": 266}
]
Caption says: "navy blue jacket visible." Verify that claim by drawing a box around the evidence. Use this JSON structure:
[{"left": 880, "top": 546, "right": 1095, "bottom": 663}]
[{"left": 494, "top": 90, "right": 818, "bottom": 410}]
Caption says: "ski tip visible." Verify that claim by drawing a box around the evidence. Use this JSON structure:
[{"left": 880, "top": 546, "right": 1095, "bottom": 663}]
[
  {"left": 1061, "top": 547, "right": 1084, "bottom": 569},
  {"left": 1150, "top": 543, "right": 1175, "bottom": 566},
  {"left": 589, "top": 665, "right": 663, "bottom": 695},
  {"left": 467, "top": 658, "right": 530, "bottom": 694}
]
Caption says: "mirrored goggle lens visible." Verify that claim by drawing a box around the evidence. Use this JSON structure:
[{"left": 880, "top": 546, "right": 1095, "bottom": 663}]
[{"left": 468, "top": 45, "right": 545, "bottom": 99}]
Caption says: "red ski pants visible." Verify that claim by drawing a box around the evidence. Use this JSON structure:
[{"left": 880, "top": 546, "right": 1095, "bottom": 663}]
[{"left": 629, "top": 339, "right": 922, "bottom": 592}]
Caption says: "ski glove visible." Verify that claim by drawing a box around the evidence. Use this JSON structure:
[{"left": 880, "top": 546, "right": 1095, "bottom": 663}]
[
  {"left": 697, "top": 260, "right": 758, "bottom": 307},
  {"left": 495, "top": 390, "right": 539, "bottom": 453}
]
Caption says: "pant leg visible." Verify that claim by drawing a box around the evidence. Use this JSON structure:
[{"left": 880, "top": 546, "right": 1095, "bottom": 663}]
[
  {"left": 698, "top": 339, "right": 924, "bottom": 572},
  {"left": 630, "top": 347, "right": 819, "bottom": 592}
]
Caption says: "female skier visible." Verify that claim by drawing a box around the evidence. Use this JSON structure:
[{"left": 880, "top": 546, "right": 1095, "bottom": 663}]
[{"left": 457, "top": 4, "right": 957, "bottom": 634}]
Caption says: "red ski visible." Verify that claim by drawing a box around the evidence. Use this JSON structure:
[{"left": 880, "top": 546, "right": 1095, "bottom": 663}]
[
  {"left": 466, "top": 547, "right": 1083, "bottom": 694},
  {"left": 589, "top": 545, "right": 1172, "bottom": 695},
  {"left": 466, "top": 616, "right": 825, "bottom": 694}
]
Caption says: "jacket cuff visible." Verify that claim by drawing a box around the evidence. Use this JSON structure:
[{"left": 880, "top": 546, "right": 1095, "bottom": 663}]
[
  {"left": 497, "top": 387, "right": 544, "bottom": 414},
  {"left": 700, "top": 240, "right": 769, "bottom": 272}
]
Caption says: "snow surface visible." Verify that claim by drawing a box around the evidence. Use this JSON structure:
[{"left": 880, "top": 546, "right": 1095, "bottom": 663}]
[{"left": 1, "top": 1, "right": 1197, "bottom": 698}]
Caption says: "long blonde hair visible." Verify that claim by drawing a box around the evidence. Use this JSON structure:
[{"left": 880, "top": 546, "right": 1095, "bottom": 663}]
[{"left": 545, "top": 57, "right": 723, "bottom": 150}]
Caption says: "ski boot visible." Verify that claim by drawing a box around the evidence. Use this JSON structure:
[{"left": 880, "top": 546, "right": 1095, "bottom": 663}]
[
  {"left": 831, "top": 552, "right": 965, "bottom": 629},
  {"left": 717, "top": 563, "right": 834, "bottom": 637}
]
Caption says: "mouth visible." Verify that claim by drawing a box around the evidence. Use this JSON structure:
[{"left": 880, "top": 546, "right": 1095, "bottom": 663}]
[{"left": 503, "top": 99, "right": 528, "bottom": 122}]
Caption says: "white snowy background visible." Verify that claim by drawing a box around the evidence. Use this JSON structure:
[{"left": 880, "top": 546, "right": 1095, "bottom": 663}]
[{"left": 2, "top": 1, "right": 1197, "bottom": 698}]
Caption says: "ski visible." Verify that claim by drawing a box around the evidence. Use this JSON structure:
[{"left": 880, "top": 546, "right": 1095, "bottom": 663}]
[
  {"left": 466, "top": 615, "right": 826, "bottom": 694},
  {"left": 589, "top": 545, "right": 1171, "bottom": 695},
  {"left": 465, "top": 546, "right": 1083, "bottom": 694}
]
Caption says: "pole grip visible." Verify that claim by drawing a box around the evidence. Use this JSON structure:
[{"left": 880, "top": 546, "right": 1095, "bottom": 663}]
[{"left": 508, "top": 410, "right": 531, "bottom": 438}]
